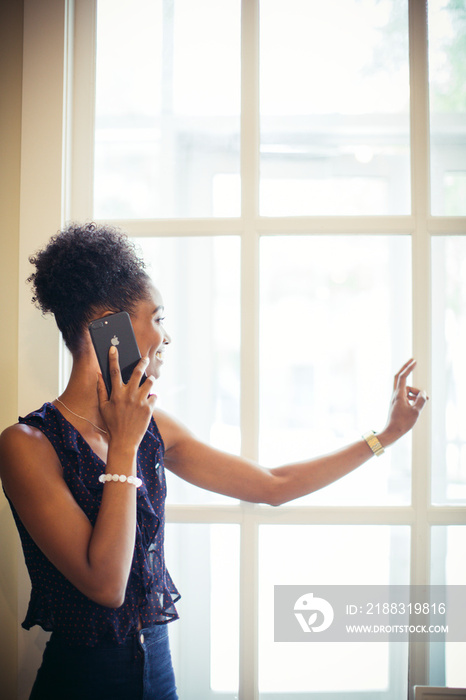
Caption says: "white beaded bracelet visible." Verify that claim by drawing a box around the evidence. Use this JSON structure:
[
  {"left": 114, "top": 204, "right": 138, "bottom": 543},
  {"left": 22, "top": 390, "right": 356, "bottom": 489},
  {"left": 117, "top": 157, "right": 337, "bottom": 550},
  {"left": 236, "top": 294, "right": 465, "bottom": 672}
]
[{"left": 98, "top": 473, "right": 142, "bottom": 488}]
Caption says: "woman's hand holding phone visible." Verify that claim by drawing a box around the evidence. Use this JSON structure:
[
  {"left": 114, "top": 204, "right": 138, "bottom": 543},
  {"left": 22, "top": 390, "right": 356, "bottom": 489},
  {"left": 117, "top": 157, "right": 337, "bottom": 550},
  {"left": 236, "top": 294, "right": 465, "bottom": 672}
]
[{"left": 97, "top": 346, "right": 157, "bottom": 450}]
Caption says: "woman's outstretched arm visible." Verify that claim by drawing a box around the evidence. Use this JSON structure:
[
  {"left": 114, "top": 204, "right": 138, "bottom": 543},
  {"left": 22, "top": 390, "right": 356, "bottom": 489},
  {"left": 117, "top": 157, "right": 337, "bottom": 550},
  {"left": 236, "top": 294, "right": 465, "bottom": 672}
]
[{"left": 160, "top": 359, "right": 428, "bottom": 506}]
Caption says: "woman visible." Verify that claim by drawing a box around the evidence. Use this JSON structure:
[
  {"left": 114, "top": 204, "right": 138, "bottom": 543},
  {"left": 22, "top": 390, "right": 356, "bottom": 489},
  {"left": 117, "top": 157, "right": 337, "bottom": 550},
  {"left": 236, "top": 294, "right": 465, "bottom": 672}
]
[{"left": 0, "top": 223, "right": 427, "bottom": 699}]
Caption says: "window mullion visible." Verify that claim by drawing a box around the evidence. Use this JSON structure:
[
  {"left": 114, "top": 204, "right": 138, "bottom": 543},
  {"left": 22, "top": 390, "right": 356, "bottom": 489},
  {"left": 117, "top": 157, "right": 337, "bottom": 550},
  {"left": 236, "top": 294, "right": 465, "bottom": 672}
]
[
  {"left": 408, "top": 0, "right": 432, "bottom": 695},
  {"left": 241, "top": 0, "right": 259, "bottom": 225},
  {"left": 240, "top": 0, "right": 260, "bottom": 699},
  {"left": 409, "top": 0, "right": 432, "bottom": 578},
  {"left": 70, "top": 0, "right": 96, "bottom": 220}
]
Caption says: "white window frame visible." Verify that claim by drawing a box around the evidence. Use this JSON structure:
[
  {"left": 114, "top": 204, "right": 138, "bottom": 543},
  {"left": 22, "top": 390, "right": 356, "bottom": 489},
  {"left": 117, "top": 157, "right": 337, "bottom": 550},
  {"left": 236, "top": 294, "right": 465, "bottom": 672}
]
[{"left": 14, "top": 1, "right": 466, "bottom": 699}]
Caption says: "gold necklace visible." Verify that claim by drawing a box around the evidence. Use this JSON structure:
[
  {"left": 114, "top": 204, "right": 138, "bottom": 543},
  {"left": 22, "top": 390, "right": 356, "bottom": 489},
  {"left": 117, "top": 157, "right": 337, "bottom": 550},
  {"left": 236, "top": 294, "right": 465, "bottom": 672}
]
[{"left": 55, "top": 398, "right": 108, "bottom": 435}]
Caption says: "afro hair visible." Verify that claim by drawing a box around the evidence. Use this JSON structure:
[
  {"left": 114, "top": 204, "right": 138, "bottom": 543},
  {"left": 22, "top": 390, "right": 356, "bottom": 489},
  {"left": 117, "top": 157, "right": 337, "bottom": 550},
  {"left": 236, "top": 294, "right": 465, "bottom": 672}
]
[{"left": 28, "top": 222, "right": 150, "bottom": 352}]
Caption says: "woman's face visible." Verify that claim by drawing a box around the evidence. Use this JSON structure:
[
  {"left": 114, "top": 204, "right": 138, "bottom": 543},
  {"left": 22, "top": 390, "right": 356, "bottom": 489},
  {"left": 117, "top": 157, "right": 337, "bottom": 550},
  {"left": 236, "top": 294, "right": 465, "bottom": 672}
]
[{"left": 130, "top": 284, "right": 171, "bottom": 380}]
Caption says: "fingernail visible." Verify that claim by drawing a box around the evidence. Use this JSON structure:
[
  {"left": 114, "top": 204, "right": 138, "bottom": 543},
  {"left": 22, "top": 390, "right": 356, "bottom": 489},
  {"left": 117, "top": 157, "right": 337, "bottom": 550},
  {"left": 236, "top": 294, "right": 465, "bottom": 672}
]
[{"left": 110, "top": 346, "right": 116, "bottom": 355}]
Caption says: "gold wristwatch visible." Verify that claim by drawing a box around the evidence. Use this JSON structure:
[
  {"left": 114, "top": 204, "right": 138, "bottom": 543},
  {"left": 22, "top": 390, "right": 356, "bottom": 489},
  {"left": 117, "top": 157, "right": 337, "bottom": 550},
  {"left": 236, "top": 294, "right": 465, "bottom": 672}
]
[{"left": 362, "top": 430, "right": 385, "bottom": 457}]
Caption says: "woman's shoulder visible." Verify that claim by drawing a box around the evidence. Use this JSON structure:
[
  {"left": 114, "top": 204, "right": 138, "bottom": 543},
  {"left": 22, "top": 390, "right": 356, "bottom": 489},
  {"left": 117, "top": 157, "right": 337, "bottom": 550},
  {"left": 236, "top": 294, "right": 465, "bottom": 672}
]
[
  {"left": 152, "top": 407, "right": 194, "bottom": 450},
  {"left": 1, "top": 403, "right": 56, "bottom": 453},
  {"left": 2, "top": 402, "right": 69, "bottom": 451},
  {"left": 0, "top": 420, "right": 49, "bottom": 451},
  {"left": 0, "top": 419, "right": 61, "bottom": 489}
]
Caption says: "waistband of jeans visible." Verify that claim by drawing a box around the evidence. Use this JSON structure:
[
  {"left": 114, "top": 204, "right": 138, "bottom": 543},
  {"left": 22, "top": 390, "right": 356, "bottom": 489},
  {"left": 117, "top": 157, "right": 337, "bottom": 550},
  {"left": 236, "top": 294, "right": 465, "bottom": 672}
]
[{"left": 49, "top": 623, "right": 168, "bottom": 650}]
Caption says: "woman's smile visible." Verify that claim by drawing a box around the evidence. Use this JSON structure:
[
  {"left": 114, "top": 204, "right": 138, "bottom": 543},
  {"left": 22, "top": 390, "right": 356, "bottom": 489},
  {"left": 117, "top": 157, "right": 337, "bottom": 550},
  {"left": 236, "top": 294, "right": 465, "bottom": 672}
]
[{"left": 131, "top": 283, "right": 171, "bottom": 379}]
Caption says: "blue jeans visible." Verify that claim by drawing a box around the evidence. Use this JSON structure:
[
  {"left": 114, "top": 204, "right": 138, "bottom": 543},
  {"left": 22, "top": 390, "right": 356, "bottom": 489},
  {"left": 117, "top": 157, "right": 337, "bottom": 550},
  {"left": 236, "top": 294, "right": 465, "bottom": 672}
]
[{"left": 29, "top": 625, "right": 178, "bottom": 700}]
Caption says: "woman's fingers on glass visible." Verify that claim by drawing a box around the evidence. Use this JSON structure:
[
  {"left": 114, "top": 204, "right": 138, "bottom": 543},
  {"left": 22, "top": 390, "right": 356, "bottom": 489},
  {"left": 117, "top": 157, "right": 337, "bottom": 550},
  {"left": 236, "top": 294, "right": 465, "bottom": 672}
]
[
  {"left": 393, "top": 358, "right": 416, "bottom": 390},
  {"left": 409, "top": 387, "right": 428, "bottom": 409}
]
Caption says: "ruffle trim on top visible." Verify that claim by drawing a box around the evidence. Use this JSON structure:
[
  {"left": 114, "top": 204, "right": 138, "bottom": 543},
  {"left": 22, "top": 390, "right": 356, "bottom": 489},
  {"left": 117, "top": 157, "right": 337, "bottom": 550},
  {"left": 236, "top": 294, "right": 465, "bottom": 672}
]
[
  {"left": 17, "top": 404, "right": 180, "bottom": 639},
  {"left": 21, "top": 583, "right": 55, "bottom": 633},
  {"left": 130, "top": 421, "right": 180, "bottom": 624}
]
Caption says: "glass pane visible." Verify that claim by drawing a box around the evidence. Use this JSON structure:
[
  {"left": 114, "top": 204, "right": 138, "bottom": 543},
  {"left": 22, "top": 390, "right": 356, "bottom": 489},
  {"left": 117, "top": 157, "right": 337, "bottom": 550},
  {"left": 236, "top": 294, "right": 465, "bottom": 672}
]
[
  {"left": 95, "top": 0, "right": 241, "bottom": 218},
  {"left": 432, "top": 236, "right": 466, "bottom": 504},
  {"left": 430, "top": 526, "right": 466, "bottom": 687},
  {"left": 259, "top": 525, "right": 410, "bottom": 697},
  {"left": 259, "top": 0, "right": 410, "bottom": 215},
  {"left": 429, "top": 0, "right": 466, "bottom": 215},
  {"left": 137, "top": 236, "right": 241, "bottom": 504},
  {"left": 166, "top": 524, "right": 240, "bottom": 698},
  {"left": 259, "top": 235, "right": 412, "bottom": 505}
]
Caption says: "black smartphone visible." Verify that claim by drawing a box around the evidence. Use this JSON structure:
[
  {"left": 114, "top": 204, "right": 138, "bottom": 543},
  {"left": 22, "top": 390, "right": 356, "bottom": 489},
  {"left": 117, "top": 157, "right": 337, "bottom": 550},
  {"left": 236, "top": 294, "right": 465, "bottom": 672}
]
[{"left": 89, "top": 311, "right": 146, "bottom": 397}]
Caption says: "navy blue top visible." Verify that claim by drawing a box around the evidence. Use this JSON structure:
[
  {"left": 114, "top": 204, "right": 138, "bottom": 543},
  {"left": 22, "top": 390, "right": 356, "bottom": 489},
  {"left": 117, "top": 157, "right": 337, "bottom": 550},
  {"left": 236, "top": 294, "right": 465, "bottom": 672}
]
[{"left": 7, "top": 403, "right": 180, "bottom": 646}]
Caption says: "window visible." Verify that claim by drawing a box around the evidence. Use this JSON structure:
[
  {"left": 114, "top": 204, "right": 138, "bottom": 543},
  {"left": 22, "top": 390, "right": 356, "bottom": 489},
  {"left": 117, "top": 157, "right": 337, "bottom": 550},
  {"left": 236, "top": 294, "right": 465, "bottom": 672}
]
[
  {"left": 259, "top": 0, "right": 411, "bottom": 216},
  {"left": 428, "top": 0, "right": 466, "bottom": 215},
  {"left": 94, "top": 0, "right": 241, "bottom": 218},
  {"left": 68, "top": 0, "right": 466, "bottom": 697}
]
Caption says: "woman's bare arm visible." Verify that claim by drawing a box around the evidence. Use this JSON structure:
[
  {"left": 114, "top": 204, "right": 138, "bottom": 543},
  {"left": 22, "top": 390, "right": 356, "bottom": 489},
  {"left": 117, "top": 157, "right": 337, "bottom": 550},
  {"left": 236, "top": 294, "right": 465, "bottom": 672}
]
[
  {"left": 0, "top": 349, "right": 157, "bottom": 608},
  {"left": 159, "top": 359, "right": 428, "bottom": 506}
]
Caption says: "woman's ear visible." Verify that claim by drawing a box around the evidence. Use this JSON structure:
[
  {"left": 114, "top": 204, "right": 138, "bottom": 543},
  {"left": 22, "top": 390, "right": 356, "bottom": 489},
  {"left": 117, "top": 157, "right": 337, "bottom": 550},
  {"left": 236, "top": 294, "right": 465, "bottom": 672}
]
[
  {"left": 88, "top": 308, "right": 120, "bottom": 324},
  {"left": 92, "top": 309, "right": 117, "bottom": 320}
]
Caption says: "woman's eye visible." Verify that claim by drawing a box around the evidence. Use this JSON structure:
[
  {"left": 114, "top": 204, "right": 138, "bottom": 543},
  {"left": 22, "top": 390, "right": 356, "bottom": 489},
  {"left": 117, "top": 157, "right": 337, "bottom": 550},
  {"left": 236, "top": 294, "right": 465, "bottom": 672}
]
[{"left": 155, "top": 316, "right": 165, "bottom": 325}]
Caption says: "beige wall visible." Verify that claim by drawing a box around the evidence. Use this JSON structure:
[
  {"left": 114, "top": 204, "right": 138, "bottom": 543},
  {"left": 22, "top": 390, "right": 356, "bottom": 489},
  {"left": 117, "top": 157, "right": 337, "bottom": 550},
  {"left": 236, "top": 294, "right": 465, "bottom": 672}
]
[
  {"left": 1, "top": 1, "right": 68, "bottom": 696},
  {"left": 0, "top": 1, "right": 23, "bottom": 698}
]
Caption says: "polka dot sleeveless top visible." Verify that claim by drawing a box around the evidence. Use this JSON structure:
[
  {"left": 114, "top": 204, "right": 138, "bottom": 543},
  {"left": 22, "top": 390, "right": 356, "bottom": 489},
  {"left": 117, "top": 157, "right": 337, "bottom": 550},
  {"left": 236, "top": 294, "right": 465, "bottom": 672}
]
[{"left": 7, "top": 403, "right": 180, "bottom": 646}]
